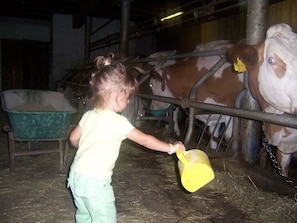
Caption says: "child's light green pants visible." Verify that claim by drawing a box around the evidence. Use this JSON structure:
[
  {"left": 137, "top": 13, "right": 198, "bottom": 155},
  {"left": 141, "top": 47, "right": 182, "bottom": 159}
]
[{"left": 68, "top": 171, "right": 116, "bottom": 223}]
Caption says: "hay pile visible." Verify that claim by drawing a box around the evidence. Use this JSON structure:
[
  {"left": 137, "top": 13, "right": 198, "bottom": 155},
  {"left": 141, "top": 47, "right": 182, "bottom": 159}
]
[
  {"left": 114, "top": 143, "right": 297, "bottom": 223},
  {"left": 0, "top": 109, "right": 296, "bottom": 222},
  {"left": 0, "top": 141, "right": 296, "bottom": 223}
]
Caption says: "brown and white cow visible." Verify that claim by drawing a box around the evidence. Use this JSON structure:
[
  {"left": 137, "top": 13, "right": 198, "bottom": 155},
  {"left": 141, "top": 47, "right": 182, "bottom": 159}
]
[
  {"left": 228, "top": 23, "right": 297, "bottom": 177},
  {"left": 147, "top": 40, "right": 244, "bottom": 148}
]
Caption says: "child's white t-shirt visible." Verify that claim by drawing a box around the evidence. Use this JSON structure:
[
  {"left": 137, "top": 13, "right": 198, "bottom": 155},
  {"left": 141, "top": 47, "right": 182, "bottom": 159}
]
[{"left": 70, "top": 109, "right": 135, "bottom": 179}]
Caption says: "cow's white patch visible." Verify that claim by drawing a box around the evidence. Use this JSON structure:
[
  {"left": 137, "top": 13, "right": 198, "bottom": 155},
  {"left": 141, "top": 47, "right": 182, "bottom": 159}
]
[
  {"left": 166, "top": 73, "right": 171, "bottom": 81},
  {"left": 194, "top": 41, "right": 233, "bottom": 78},
  {"left": 202, "top": 97, "right": 225, "bottom": 106},
  {"left": 258, "top": 24, "right": 297, "bottom": 114},
  {"left": 149, "top": 77, "right": 173, "bottom": 110},
  {"left": 147, "top": 50, "right": 177, "bottom": 74}
]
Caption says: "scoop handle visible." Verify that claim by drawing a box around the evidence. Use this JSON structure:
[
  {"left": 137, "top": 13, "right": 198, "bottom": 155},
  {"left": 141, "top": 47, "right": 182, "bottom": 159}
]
[{"left": 176, "top": 148, "right": 188, "bottom": 165}]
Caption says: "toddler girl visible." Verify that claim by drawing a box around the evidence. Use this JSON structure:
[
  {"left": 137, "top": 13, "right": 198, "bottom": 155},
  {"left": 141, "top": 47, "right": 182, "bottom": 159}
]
[{"left": 67, "top": 56, "right": 185, "bottom": 223}]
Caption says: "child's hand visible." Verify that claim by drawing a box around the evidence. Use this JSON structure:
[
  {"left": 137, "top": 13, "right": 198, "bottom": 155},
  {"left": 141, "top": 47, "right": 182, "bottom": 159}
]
[{"left": 169, "top": 141, "right": 185, "bottom": 154}]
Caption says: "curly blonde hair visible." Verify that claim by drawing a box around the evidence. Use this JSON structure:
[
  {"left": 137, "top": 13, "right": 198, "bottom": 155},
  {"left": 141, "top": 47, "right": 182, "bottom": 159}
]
[{"left": 89, "top": 60, "right": 138, "bottom": 108}]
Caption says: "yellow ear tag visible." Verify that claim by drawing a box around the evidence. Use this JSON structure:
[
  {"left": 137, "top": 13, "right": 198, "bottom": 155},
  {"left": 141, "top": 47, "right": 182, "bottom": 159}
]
[{"left": 233, "top": 57, "right": 247, "bottom": 72}]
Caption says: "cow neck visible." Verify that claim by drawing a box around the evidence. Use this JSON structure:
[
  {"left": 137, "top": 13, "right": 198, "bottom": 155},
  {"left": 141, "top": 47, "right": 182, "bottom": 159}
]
[{"left": 162, "top": 71, "right": 182, "bottom": 99}]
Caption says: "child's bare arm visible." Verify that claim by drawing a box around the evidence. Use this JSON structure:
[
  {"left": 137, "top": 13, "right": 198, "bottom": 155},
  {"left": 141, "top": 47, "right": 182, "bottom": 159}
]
[
  {"left": 69, "top": 125, "right": 82, "bottom": 148},
  {"left": 126, "top": 128, "right": 185, "bottom": 154}
]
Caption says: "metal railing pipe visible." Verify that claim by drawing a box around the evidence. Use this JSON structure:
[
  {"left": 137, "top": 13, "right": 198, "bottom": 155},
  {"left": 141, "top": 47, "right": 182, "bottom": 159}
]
[{"left": 136, "top": 93, "right": 297, "bottom": 129}]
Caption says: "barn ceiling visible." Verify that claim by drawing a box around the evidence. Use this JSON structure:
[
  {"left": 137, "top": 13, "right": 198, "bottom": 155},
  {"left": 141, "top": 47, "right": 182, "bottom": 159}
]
[
  {"left": 1, "top": 0, "right": 283, "bottom": 28},
  {"left": 2, "top": 0, "right": 190, "bottom": 21}
]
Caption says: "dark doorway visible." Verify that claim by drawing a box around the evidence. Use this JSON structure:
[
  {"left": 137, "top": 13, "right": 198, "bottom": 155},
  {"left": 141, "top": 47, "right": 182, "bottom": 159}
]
[{"left": 1, "top": 39, "right": 50, "bottom": 90}]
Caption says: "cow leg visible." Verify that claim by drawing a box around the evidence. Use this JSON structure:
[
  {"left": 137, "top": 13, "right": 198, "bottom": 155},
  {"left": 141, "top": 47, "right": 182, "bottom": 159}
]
[
  {"left": 276, "top": 149, "right": 292, "bottom": 177},
  {"left": 223, "top": 117, "right": 233, "bottom": 144},
  {"left": 208, "top": 124, "right": 219, "bottom": 150},
  {"left": 173, "top": 107, "right": 180, "bottom": 136}
]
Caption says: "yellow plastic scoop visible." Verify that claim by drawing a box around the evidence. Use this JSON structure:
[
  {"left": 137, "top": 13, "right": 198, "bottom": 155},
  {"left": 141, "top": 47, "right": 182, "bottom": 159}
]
[{"left": 176, "top": 148, "right": 215, "bottom": 192}]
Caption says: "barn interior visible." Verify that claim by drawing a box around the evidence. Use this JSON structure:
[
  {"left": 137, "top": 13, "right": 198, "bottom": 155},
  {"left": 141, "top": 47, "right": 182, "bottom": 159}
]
[
  {"left": 1, "top": 0, "right": 297, "bottom": 222},
  {"left": 2, "top": 0, "right": 273, "bottom": 25}
]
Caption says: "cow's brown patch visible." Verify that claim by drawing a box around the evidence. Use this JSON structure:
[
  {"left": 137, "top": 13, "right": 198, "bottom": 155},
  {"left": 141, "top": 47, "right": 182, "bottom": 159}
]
[
  {"left": 248, "top": 42, "right": 268, "bottom": 110},
  {"left": 164, "top": 57, "right": 243, "bottom": 106},
  {"left": 195, "top": 66, "right": 243, "bottom": 106},
  {"left": 163, "top": 57, "right": 199, "bottom": 98},
  {"left": 282, "top": 127, "right": 293, "bottom": 138},
  {"left": 265, "top": 123, "right": 292, "bottom": 140},
  {"left": 227, "top": 43, "right": 259, "bottom": 69},
  {"left": 273, "top": 54, "right": 286, "bottom": 78}
]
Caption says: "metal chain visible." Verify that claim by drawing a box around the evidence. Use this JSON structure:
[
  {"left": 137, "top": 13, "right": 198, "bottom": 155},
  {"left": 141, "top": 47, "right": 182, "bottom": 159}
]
[{"left": 262, "top": 137, "right": 297, "bottom": 201}]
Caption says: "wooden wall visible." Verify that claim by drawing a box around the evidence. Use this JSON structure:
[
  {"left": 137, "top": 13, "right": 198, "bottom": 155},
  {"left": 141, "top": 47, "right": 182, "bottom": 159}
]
[
  {"left": 156, "top": 0, "right": 297, "bottom": 52},
  {"left": 268, "top": 0, "right": 297, "bottom": 29}
]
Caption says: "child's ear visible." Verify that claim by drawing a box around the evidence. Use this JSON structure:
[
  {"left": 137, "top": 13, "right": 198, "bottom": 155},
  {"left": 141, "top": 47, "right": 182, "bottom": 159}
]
[
  {"left": 116, "top": 93, "right": 123, "bottom": 101},
  {"left": 111, "top": 91, "right": 119, "bottom": 100}
]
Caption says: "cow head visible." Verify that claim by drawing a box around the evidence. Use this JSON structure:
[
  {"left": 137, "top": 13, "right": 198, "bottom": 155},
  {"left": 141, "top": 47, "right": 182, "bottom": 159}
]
[
  {"left": 126, "top": 51, "right": 178, "bottom": 110},
  {"left": 228, "top": 23, "right": 297, "bottom": 114},
  {"left": 149, "top": 70, "right": 174, "bottom": 110},
  {"left": 144, "top": 51, "right": 177, "bottom": 110}
]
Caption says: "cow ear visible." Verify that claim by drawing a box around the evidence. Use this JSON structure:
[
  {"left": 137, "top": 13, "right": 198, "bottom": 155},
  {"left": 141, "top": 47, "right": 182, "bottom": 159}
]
[
  {"left": 149, "top": 70, "right": 162, "bottom": 80},
  {"left": 143, "top": 63, "right": 154, "bottom": 72},
  {"left": 227, "top": 43, "right": 258, "bottom": 69},
  {"left": 127, "top": 67, "right": 141, "bottom": 78}
]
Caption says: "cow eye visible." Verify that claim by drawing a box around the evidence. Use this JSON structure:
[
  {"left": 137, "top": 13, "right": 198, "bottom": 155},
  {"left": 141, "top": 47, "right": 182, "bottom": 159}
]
[
  {"left": 149, "top": 84, "right": 153, "bottom": 88},
  {"left": 267, "top": 57, "right": 276, "bottom": 65}
]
